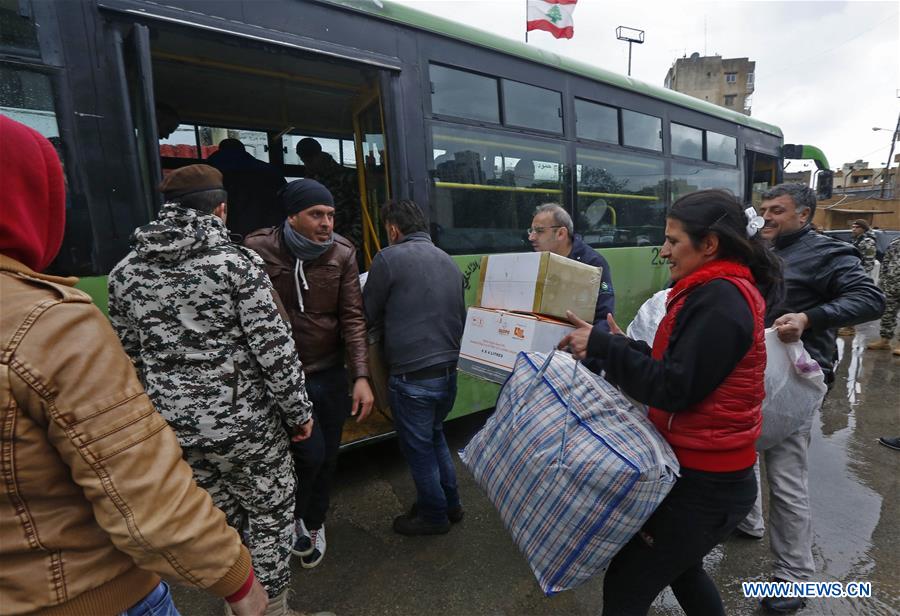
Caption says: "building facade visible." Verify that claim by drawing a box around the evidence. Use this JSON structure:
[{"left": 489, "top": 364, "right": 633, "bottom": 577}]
[{"left": 664, "top": 53, "right": 755, "bottom": 116}]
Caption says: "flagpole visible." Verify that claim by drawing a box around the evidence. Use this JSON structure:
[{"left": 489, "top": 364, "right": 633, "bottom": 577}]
[{"left": 525, "top": 0, "right": 528, "bottom": 43}]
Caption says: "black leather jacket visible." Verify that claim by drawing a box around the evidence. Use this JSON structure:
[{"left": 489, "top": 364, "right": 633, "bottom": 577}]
[{"left": 770, "top": 225, "right": 885, "bottom": 375}]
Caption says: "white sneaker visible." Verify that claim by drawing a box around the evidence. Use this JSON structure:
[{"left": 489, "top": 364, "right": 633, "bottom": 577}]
[
  {"left": 291, "top": 519, "right": 313, "bottom": 557},
  {"left": 300, "top": 524, "right": 326, "bottom": 569}
]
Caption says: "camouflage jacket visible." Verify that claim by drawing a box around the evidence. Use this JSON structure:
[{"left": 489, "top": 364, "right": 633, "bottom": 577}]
[
  {"left": 108, "top": 204, "right": 312, "bottom": 447},
  {"left": 852, "top": 230, "right": 877, "bottom": 274},
  {"left": 880, "top": 237, "right": 900, "bottom": 291}
]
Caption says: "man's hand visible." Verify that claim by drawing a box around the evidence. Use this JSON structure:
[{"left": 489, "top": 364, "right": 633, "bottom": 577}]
[
  {"left": 229, "top": 578, "right": 268, "bottom": 616},
  {"left": 351, "top": 378, "right": 374, "bottom": 423},
  {"left": 773, "top": 312, "right": 810, "bottom": 343},
  {"left": 557, "top": 311, "right": 594, "bottom": 360},
  {"left": 291, "top": 417, "right": 314, "bottom": 443}
]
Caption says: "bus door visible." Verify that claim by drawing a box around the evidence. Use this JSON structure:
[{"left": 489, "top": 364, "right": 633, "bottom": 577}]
[
  {"left": 746, "top": 150, "right": 779, "bottom": 207},
  {"left": 352, "top": 85, "right": 391, "bottom": 268},
  {"left": 116, "top": 23, "right": 162, "bottom": 219}
]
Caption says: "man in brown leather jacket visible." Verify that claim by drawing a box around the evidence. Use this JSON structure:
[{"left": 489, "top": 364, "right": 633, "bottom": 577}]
[
  {"left": 0, "top": 117, "right": 267, "bottom": 614},
  {"left": 245, "top": 178, "right": 373, "bottom": 569}
]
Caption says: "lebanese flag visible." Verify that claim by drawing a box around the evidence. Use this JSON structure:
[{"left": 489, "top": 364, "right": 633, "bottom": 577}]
[{"left": 527, "top": 0, "right": 577, "bottom": 39}]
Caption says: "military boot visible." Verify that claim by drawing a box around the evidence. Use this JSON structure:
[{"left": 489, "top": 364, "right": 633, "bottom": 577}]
[{"left": 867, "top": 337, "right": 892, "bottom": 350}]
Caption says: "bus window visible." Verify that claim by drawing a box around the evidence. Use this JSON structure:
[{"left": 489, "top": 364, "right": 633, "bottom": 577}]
[
  {"left": 429, "top": 64, "right": 500, "bottom": 124},
  {"left": 575, "top": 148, "right": 665, "bottom": 248},
  {"left": 430, "top": 124, "right": 564, "bottom": 255},
  {"left": 671, "top": 123, "right": 703, "bottom": 160},
  {"left": 671, "top": 162, "right": 741, "bottom": 202},
  {"left": 0, "top": 66, "right": 59, "bottom": 137},
  {"left": 159, "top": 125, "right": 270, "bottom": 162},
  {"left": 284, "top": 135, "right": 356, "bottom": 168},
  {"left": 707, "top": 131, "right": 737, "bottom": 165},
  {"left": 575, "top": 98, "right": 618, "bottom": 144},
  {"left": 501, "top": 80, "right": 562, "bottom": 133},
  {"left": 622, "top": 109, "right": 662, "bottom": 151},
  {"left": 0, "top": 0, "right": 40, "bottom": 57}
]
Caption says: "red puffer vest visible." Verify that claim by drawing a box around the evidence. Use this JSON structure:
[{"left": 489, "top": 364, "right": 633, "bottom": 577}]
[{"left": 649, "top": 260, "right": 765, "bottom": 472}]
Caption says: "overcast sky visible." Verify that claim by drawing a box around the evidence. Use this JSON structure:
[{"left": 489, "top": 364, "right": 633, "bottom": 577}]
[{"left": 393, "top": 0, "right": 899, "bottom": 172}]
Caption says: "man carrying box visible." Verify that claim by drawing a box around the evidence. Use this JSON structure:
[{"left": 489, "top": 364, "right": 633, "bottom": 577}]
[
  {"left": 528, "top": 203, "right": 615, "bottom": 327},
  {"left": 363, "top": 200, "right": 467, "bottom": 536}
]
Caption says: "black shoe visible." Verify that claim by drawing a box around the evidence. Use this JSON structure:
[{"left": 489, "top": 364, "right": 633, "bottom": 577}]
[
  {"left": 761, "top": 595, "right": 806, "bottom": 613},
  {"left": 393, "top": 513, "right": 450, "bottom": 536},
  {"left": 878, "top": 437, "right": 900, "bottom": 451},
  {"left": 409, "top": 503, "right": 465, "bottom": 524},
  {"left": 732, "top": 527, "right": 764, "bottom": 540}
]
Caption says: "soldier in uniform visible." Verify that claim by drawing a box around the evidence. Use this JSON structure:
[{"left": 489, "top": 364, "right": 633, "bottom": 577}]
[
  {"left": 868, "top": 235, "right": 900, "bottom": 355},
  {"left": 108, "top": 165, "right": 314, "bottom": 615},
  {"left": 296, "top": 138, "right": 363, "bottom": 254},
  {"left": 850, "top": 219, "right": 878, "bottom": 275},
  {"left": 838, "top": 219, "right": 879, "bottom": 336}
]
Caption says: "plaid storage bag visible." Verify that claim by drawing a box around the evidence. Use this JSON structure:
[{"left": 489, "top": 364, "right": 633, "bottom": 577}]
[{"left": 460, "top": 350, "right": 679, "bottom": 595}]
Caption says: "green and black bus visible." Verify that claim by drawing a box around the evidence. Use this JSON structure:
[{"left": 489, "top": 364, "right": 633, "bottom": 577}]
[{"left": 1, "top": 0, "right": 831, "bottom": 443}]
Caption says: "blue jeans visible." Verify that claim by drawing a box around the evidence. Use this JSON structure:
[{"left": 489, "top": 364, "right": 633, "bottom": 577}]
[
  {"left": 388, "top": 372, "right": 460, "bottom": 523},
  {"left": 122, "top": 581, "right": 180, "bottom": 616}
]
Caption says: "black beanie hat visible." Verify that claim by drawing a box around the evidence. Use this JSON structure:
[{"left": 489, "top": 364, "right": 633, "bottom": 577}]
[{"left": 280, "top": 178, "right": 334, "bottom": 216}]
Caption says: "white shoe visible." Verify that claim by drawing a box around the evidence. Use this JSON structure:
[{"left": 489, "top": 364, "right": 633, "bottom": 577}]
[
  {"left": 300, "top": 524, "right": 326, "bottom": 569},
  {"left": 292, "top": 518, "right": 313, "bottom": 557}
]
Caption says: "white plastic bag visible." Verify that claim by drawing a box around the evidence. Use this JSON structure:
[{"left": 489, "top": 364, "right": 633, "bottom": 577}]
[
  {"left": 626, "top": 289, "right": 668, "bottom": 345},
  {"left": 758, "top": 328, "right": 827, "bottom": 450},
  {"left": 626, "top": 294, "right": 827, "bottom": 451}
]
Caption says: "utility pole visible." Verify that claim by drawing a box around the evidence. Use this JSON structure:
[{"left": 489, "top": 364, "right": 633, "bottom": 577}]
[{"left": 880, "top": 112, "right": 900, "bottom": 199}]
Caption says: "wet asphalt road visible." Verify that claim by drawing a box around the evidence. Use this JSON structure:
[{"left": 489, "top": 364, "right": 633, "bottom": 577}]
[{"left": 173, "top": 321, "right": 899, "bottom": 615}]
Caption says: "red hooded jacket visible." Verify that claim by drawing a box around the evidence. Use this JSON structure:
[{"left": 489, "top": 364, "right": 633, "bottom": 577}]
[
  {"left": 648, "top": 260, "right": 766, "bottom": 471},
  {"left": 0, "top": 114, "right": 66, "bottom": 271}
]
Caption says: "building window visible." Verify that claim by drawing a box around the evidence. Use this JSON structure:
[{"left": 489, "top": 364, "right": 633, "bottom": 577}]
[
  {"left": 501, "top": 80, "right": 563, "bottom": 133},
  {"left": 723, "top": 94, "right": 736, "bottom": 107},
  {"left": 725, "top": 72, "right": 737, "bottom": 83},
  {"left": 429, "top": 64, "right": 500, "bottom": 124},
  {"left": 747, "top": 73, "right": 755, "bottom": 86},
  {"left": 574, "top": 98, "right": 618, "bottom": 144}
]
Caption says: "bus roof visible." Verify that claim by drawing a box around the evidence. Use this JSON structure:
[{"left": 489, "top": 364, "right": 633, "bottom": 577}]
[{"left": 325, "top": 0, "right": 783, "bottom": 138}]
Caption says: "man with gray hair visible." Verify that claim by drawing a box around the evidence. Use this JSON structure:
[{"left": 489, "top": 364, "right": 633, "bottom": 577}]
[
  {"left": 528, "top": 203, "right": 615, "bottom": 326},
  {"left": 739, "top": 183, "right": 883, "bottom": 613}
]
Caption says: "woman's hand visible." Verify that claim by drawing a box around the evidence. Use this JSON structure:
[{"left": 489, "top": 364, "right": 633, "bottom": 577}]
[
  {"left": 606, "top": 313, "right": 624, "bottom": 336},
  {"left": 558, "top": 311, "right": 593, "bottom": 360}
]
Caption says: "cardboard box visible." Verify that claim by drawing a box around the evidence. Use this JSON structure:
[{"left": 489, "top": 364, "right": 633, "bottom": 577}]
[
  {"left": 476, "top": 252, "right": 602, "bottom": 322},
  {"left": 459, "top": 307, "right": 575, "bottom": 384}
]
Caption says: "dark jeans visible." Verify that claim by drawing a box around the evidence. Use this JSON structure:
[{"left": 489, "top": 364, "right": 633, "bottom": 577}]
[
  {"left": 291, "top": 366, "right": 351, "bottom": 529},
  {"left": 602, "top": 465, "right": 757, "bottom": 616},
  {"left": 388, "top": 371, "right": 460, "bottom": 523}
]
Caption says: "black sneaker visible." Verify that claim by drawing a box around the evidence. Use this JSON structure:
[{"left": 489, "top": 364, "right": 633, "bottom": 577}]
[
  {"left": 408, "top": 503, "right": 465, "bottom": 524},
  {"left": 393, "top": 513, "right": 450, "bottom": 536},
  {"left": 878, "top": 436, "right": 900, "bottom": 451}
]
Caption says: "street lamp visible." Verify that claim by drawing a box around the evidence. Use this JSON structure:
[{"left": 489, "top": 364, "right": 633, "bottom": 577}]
[{"left": 616, "top": 26, "right": 645, "bottom": 77}]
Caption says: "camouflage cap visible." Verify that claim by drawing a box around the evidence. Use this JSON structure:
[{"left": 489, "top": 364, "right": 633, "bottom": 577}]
[{"left": 159, "top": 164, "right": 224, "bottom": 199}]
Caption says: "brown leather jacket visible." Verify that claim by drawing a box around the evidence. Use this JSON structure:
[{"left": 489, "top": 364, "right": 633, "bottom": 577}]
[
  {"left": 244, "top": 227, "right": 369, "bottom": 379},
  {"left": 0, "top": 256, "right": 251, "bottom": 616}
]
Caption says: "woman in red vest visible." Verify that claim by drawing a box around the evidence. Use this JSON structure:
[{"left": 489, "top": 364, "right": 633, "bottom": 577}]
[{"left": 561, "top": 189, "right": 783, "bottom": 615}]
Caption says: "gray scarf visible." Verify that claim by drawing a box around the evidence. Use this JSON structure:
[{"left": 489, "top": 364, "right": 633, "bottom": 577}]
[{"left": 283, "top": 220, "right": 333, "bottom": 261}]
